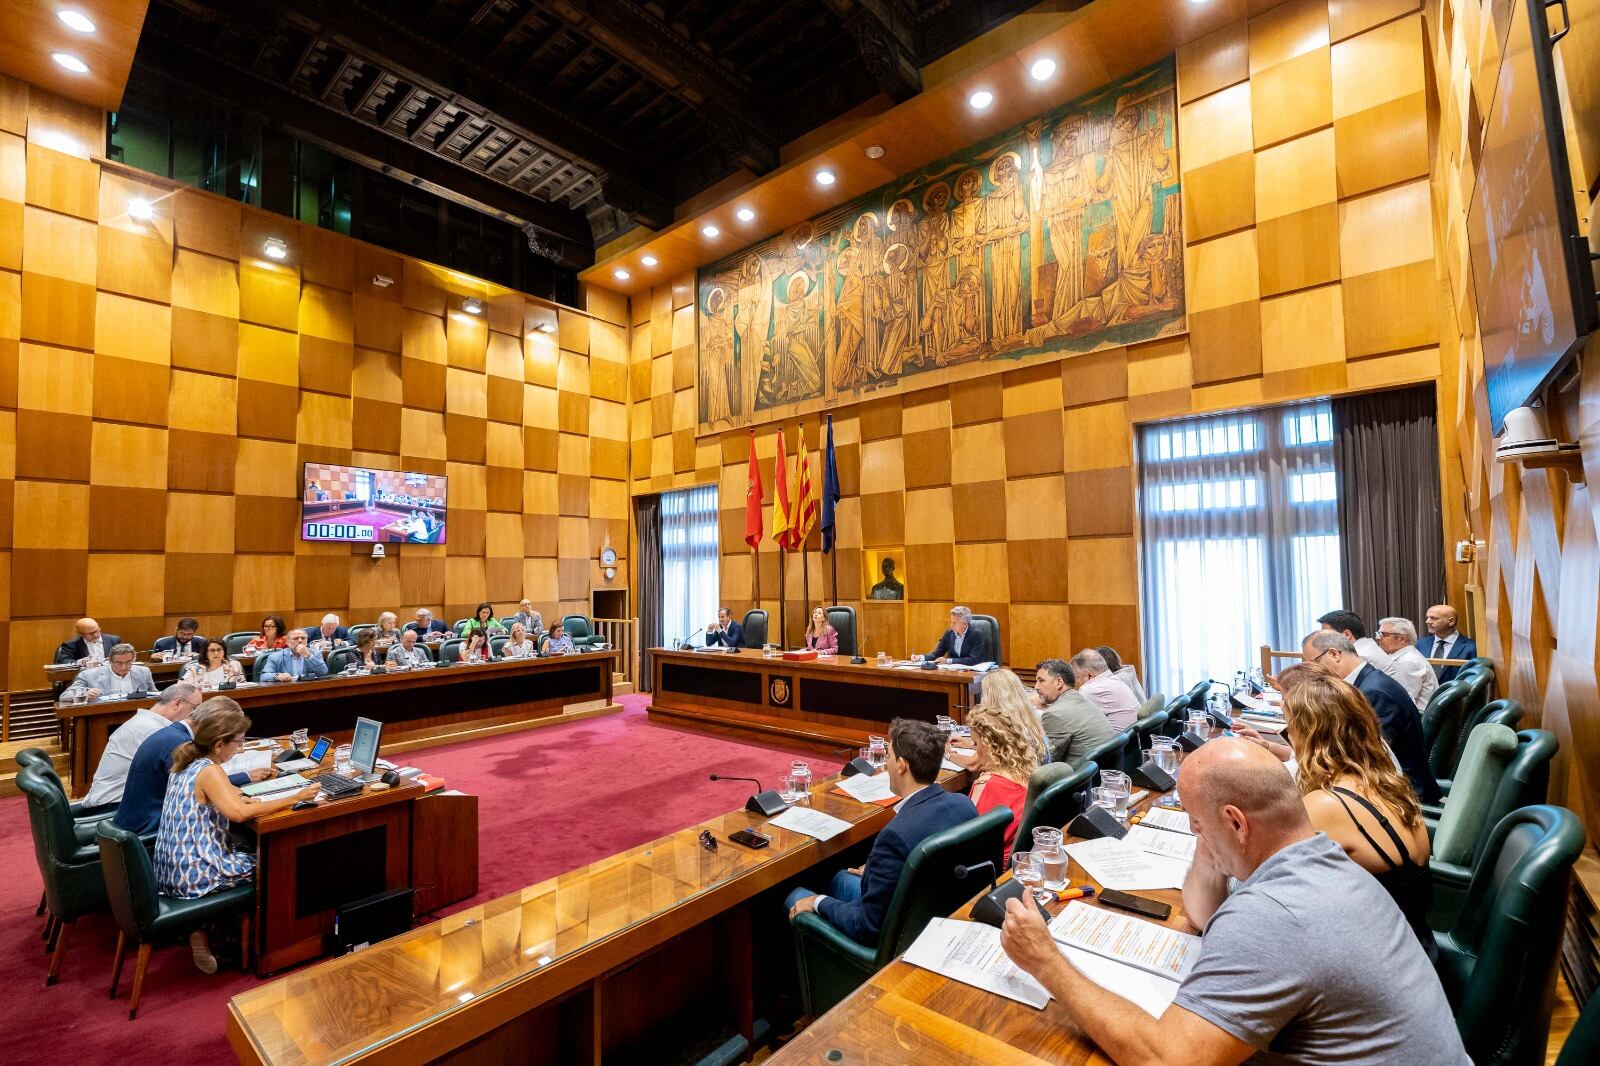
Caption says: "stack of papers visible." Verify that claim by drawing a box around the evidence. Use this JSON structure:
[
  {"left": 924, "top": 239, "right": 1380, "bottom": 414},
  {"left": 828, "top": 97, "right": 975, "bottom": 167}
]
[
  {"left": 223, "top": 748, "right": 274, "bottom": 776},
  {"left": 242, "top": 773, "right": 308, "bottom": 800},
  {"left": 1139, "top": 808, "right": 1192, "bottom": 834},
  {"left": 1065, "top": 837, "right": 1188, "bottom": 890},
  {"left": 903, "top": 918, "right": 1050, "bottom": 1008},
  {"left": 766, "top": 807, "right": 852, "bottom": 842},
  {"left": 1125, "top": 824, "right": 1197, "bottom": 862},
  {"left": 834, "top": 772, "right": 897, "bottom": 806}
]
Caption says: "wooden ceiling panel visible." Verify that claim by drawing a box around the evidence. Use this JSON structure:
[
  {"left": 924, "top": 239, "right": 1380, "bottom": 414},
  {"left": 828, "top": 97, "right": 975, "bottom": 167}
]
[{"left": 0, "top": 0, "right": 149, "bottom": 110}]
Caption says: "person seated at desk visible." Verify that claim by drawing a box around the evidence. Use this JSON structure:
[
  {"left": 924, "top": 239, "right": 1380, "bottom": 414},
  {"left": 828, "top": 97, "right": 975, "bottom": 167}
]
[
  {"left": 406, "top": 608, "right": 450, "bottom": 639},
  {"left": 947, "top": 669, "right": 1047, "bottom": 773},
  {"left": 459, "top": 602, "right": 507, "bottom": 639},
  {"left": 1318, "top": 609, "right": 1429, "bottom": 707},
  {"left": 927, "top": 606, "right": 990, "bottom": 666},
  {"left": 509, "top": 599, "right": 543, "bottom": 638},
  {"left": 1301, "top": 630, "right": 1439, "bottom": 803},
  {"left": 1096, "top": 645, "right": 1146, "bottom": 703},
  {"left": 804, "top": 607, "right": 838, "bottom": 653},
  {"left": 1070, "top": 648, "right": 1141, "bottom": 731},
  {"left": 373, "top": 611, "right": 403, "bottom": 647},
  {"left": 154, "top": 703, "right": 318, "bottom": 971},
  {"left": 115, "top": 696, "right": 271, "bottom": 836},
  {"left": 182, "top": 640, "right": 245, "bottom": 690},
  {"left": 543, "top": 620, "right": 575, "bottom": 656},
  {"left": 1033, "top": 658, "right": 1120, "bottom": 770},
  {"left": 1235, "top": 666, "right": 1436, "bottom": 960},
  {"left": 459, "top": 629, "right": 494, "bottom": 663},
  {"left": 1418, "top": 604, "right": 1476, "bottom": 682},
  {"left": 62, "top": 644, "right": 153, "bottom": 701},
  {"left": 309, "top": 613, "right": 350, "bottom": 653},
  {"left": 351, "top": 629, "right": 381, "bottom": 670},
  {"left": 55, "top": 617, "right": 119, "bottom": 666},
  {"left": 705, "top": 607, "right": 743, "bottom": 648},
  {"left": 501, "top": 621, "right": 538, "bottom": 659},
  {"left": 259, "top": 629, "right": 330, "bottom": 682},
  {"left": 240, "top": 616, "right": 288, "bottom": 655},
  {"left": 963, "top": 675, "right": 1047, "bottom": 859},
  {"left": 998, "top": 740, "right": 1469, "bottom": 1066},
  {"left": 153, "top": 617, "right": 206, "bottom": 659},
  {"left": 1373, "top": 617, "right": 1438, "bottom": 711},
  {"left": 386, "top": 628, "right": 430, "bottom": 668},
  {"left": 82, "top": 683, "right": 203, "bottom": 807},
  {"left": 786, "top": 718, "right": 979, "bottom": 944}
]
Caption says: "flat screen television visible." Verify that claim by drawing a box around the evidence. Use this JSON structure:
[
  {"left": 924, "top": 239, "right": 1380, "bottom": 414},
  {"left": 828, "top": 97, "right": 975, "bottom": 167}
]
[
  {"left": 1467, "top": 0, "right": 1597, "bottom": 435},
  {"left": 302, "top": 463, "right": 448, "bottom": 544}
]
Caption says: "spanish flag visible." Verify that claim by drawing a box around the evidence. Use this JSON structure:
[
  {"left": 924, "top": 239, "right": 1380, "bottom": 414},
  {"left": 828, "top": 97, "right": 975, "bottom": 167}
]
[
  {"left": 791, "top": 426, "right": 818, "bottom": 550},
  {"left": 743, "top": 430, "right": 763, "bottom": 550},
  {"left": 771, "top": 426, "right": 792, "bottom": 550}
]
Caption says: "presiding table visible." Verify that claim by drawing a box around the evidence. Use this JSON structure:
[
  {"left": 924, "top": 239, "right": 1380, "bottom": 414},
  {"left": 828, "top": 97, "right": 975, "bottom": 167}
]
[
  {"left": 650, "top": 647, "right": 979, "bottom": 752},
  {"left": 54, "top": 652, "right": 618, "bottom": 798}
]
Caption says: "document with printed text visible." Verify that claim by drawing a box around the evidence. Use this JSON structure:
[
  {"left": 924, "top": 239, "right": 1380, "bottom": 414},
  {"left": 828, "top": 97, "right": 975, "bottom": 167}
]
[
  {"left": 835, "top": 772, "right": 897, "bottom": 805},
  {"left": 1138, "top": 808, "right": 1192, "bottom": 835},
  {"left": 1065, "top": 837, "right": 1187, "bottom": 890},
  {"left": 1126, "top": 824, "right": 1197, "bottom": 863},
  {"left": 1049, "top": 902, "right": 1200, "bottom": 983},
  {"left": 903, "top": 918, "right": 1050, "bottom": 1009},
  {"left": 766, "top": 806, "right": 853, "bottom": 842}
]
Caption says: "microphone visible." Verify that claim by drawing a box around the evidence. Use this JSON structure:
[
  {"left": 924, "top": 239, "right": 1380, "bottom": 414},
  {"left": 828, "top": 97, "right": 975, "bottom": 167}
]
[
  {"left": 954, "top": 859, "right": 998, "bottom": 893},
  {"left": 851, "top": 628, "right": 868, "bottom": 665},
  {"left": 962, "top": 859, "right": 1054, "bottom": 927},
  {"left": 679, "top": 626, "right": 705, "bottom": 650},
  {"left": 834, "top": 747, "right": 878, "bottom": 777},
  {"left": 709, "top": 772, "right": 789, "bottom": 816}
]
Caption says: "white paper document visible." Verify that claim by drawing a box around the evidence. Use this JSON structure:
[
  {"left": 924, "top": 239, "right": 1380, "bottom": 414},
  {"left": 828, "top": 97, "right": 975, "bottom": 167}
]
[
  {"left": 223, "top": 748, "right": 273, "bottom": 776},
  {"left": 1138, "top": 808, "right": 1192, "bottom": 835},
  {"left": 766, "top": 806, "right": 853, "bottom": 842},
  {"left": 941, "top": 756, "right": 967, "bottom": 773},
  {"left": 1065, "top": 837, "right": 1188, "bottom": 891},
  {"left": 835, "top": 771, "right": 896, "bottom": 804},
  {"left": 1050, "top": 902, "right": 1200, "bottom": 982},
  {"left": 903, "top": 918, "right": 1050, "bottom": 1009},
  {"left": 1126, "top": 824, "right": 1197, "bottom": 863},
  {"left": 1059, "top": 945, "right": 1183, "bottom": 1019}
]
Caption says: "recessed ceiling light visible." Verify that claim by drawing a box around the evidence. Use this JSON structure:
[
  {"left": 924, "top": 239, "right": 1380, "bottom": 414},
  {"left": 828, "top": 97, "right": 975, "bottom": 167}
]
[
  {"left": 864, "top": 145, "right": 885, "bottom": 159},
  {"left": 461, "top": 297, "right": 484, "bottom": 315},
  {"left": 735, "top": 207, "right": 755, "bottom": 222},
  {"left": 701, "top": 223, "right": 720, "bottom": 238},
  {"left": 262, "top": 237, "right": 288, "bottom": 260},
  {"left": 968, "top": 89, "right": 994, "bottom": 111},
  {"left": 52, "top": 52, "right": 89, "bottom": 74},
  {"left": 641, "top": 254, "right": 658, "bottom": 267},
  {"left": 815, "top": 169, "right": 836, "bottom": 186},
  {"left": 57, "top": 10, "right": 96, "bottom": 33},
  {"left": 613, "top": 268, "right": 630, "bottom": 281},
  {"left": 127, "top": 198, "right": 155, "bottom": 222},
  {"left": 1029, "top": 58, "right": 1057, "bottom": 82}
]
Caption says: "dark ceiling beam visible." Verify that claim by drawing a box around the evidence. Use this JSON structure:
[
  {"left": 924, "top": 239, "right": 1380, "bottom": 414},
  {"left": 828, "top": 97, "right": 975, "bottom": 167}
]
[
  {"left": 507, "top": 149, "right": 549, "bottom": 185},
  {"left": 431, "top": 110, "right": 472, "bottom": 151},
  {"left": 458, "top": 122, "right": 500, "bottom": 162},
  {"left": 823, "top": 0, "right": 921, "bottom": 102},
  {"left": 351, "top": 66, "right": 388, "bottom": 115},
  {"left": 135, "top": 30, "right": 595, "bottom": 265},
  {"left": 376, "top": 83, "right": 417, "bottom": 128},
  {"left": 510, "top": 26, "right": 569, "bottom": 78},
  {"left": 406, "top": 95, "right": 445, "bottom": 139},
  {"left": 487, "top": 8, "right": 544, "bottom": 62},
  {"left": 316, "top": 49, "right": 358, "bottom": 102}
]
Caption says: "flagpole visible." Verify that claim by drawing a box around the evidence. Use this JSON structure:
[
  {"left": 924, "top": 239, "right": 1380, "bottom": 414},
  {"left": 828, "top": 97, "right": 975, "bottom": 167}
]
[
  {"left": 778, "top": 545, "right": 787, "bottom": 647},
  {"left": 802, "top": 532, "right": 811, "bottom": 627}
]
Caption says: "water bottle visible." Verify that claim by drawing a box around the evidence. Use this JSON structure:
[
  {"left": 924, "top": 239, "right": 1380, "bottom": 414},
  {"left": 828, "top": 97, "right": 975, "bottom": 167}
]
[{"left": 789, "top": 760, "right": 812, "bottom": 804}]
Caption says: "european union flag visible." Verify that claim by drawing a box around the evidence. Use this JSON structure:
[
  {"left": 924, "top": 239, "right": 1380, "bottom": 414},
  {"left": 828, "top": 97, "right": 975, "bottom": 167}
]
[{"left": 820, "top": 415, "right": 841, "bottom": 553}]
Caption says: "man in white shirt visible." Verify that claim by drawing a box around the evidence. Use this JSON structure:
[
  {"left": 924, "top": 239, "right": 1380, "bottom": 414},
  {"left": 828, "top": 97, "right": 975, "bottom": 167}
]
[
  {"left": 1374, "top": 617, "right": 1438, "bottom": 711},
  {"left": 1069, "top": 648, "right": 1141, "bottom": 731},
  {"left": 62, "top": 644, "right": 154, "bottom": 701},
  {"left": 82, "top": 682, "right": 203, "bottom": 806},
  {"left": 1317, "top": 609, "right": 1427, "bottom": 703}
]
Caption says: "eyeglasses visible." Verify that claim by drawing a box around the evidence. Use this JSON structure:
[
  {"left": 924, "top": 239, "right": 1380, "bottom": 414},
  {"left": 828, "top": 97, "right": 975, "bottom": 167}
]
[
  {"left": 1376, "top": 631, "right": 1399, "bottom": 640},
  {"left": 1310, "top": 648, "right": 1335, "bottom": 664},
  {"left": 698, "top": 830, "right": 718, "bottom": 852}
]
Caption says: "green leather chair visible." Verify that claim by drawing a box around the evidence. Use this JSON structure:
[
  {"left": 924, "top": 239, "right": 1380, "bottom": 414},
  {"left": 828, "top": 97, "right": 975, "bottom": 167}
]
[
  {"left": 97, "top": 821, "right": 254, "bottom": 1018},
  {"left": 561, "top": 614, "right": 605, "bottom": 650},
  {"left": 792, "top": 807, "right": 1011, "bottom": 1017},
  {"left": 18, "top": 765, "right": 109, "bottom": 984},
  {"left": 489, "top": 634, "right": 509, "bottom": 658},
  {"left": 1455, "top": 668, "right": 1494, "bottom": 724},
  {"left": 221, "top": 631, "right": 257, "bottom": 657},
  {"left": 1017, "top": 762, "right": 1098, "bottom": 847},
  {"left": 1479, "top": 698, "right": 1525, "bottom": 731},
  {"left": 1553, "top": 984, "right": 1600, "bottom": 1066},
  {"left": 1434, "top": 805, "right": 1584, "bottom": 1066},
  {"left": 452, "top": 617, "right": 472, "bottom": 634},
  {"left": 1430, "top": 728, "right": 1558, "bottom": 928},
  {"left": 346, "top": 623, "right": 377, "bottom": 645},
  {"left": 1083, "top": 728, "right": 1133, "bottom": 778},
  {"left": 1126, "top": 710, "right": 1169, "bottom": 773},
  {"left": 17, "top": 748, "right": 116, "bottom": 923},
  {"left": 1420, "top": 680, "right": 1470, "bottom": 782},
  {"left": 1446, "top": 697, "right": 1526, "bottom": 781},
  {"left": 437, "top": 637, "right": 465, "bottom": 663},
  {"left": 1428, "top": 722, "right": 1519, "bottom": 850}
]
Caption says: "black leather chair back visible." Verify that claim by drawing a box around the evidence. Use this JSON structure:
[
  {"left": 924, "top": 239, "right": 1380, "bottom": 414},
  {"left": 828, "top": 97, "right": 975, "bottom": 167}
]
[
  {"left": 1457, "top": 668, "right": 1494, "bottom": 721},
  {"left": 1422, "top": 680, "right": 1470, "bottom": 779},
  {"left": 1450, "top": 695, "right": 1522, "bottom": 773},
  {"left": 1084, "top": 729, "right": 1132, "bottom": 776},
  {"left": 825, "top": 605, "right": 857, "bottom": 657},
  {"left": 876, "top": 807, "right": 1012, "bottom": 963},
  {"left": 1554, "top": 983, "right": 1600, "bottom": 1066},
  {"left": 438, "top": 638, "right": 465, "bottom": 663},
  {"left": 16, "top": 747, "right": 67, "bottom": 796},
  {"left": 741, "top": 609, "right": 768, "bottom": 648},
  {"left": 490, "top": 635, "right": 509, "bottom": 657},
  {"left": 970, "top": 614, "right": 1001, "bottom": 664},
  {"left": 1017, "top": 762, "right": 1097, "bottom": 846},
  {"left": 17, "top": 766, "right": 106, "bottom": 921},
  {"left": 96, "top": 820, "right": 160, "bottom": 938},
  {"left": 326, "top": 647, "right": 361, "bottom": 673},
  {"left": 1480, "top": 699, "right": 1524, "bottom": 731},
  {"left": 347, "top": 623, "right": 377, "bottom": 645},
  {"left": 222, "top": 632, "right": 256, "bottom": 656}
]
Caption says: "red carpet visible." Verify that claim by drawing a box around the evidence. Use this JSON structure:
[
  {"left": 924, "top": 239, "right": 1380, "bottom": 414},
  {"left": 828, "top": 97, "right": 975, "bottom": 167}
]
[{"left": 0, "top": 695, "right": 838, "bottom": 1064}]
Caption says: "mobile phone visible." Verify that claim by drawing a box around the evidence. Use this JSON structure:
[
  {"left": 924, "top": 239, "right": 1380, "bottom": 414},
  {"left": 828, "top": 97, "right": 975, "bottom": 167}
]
[
  {"left": 727, "top": 828, "right": 771, "bottom": 849},
  {"left": 1096, "top": 889, "right": 1172, "bottom": 921},
  {"left": 308, "top": 735, "right": 332, "bottom": 762}
]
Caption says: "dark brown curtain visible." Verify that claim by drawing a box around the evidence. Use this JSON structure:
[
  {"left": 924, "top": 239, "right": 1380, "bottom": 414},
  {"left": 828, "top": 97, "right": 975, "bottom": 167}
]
[
  {"left": 634, "top": 494, "right": 663, "bottom": 692},
  {"left": 1331, "top": 385, "right": 1446, "bottom": 629}
]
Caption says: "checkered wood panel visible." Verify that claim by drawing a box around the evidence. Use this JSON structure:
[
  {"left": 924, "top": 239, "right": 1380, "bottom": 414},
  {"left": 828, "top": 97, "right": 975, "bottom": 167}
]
[
  {"left": 627, "top": 0, "right": 1466, "bottom": 679},
  {"left": 0, "top": 73, "right": 630, "bottom": 690}
]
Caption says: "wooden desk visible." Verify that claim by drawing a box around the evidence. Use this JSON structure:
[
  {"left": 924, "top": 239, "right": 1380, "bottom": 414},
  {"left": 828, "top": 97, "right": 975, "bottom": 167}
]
[
  {"left": 42, "top": 656, "right": 188, "bottom": 690},
  {"left": 649, "top": 647, "right": 978, "bottom": 752},
  {"left": 769, "top": 794, "right": 1189, "bottom": 1066},
  {"left": 227, "top": 768, "right": 971, "bottom": 1065},
  {"left": 54, "top": 653, "right": 618, "bottom": 798}
]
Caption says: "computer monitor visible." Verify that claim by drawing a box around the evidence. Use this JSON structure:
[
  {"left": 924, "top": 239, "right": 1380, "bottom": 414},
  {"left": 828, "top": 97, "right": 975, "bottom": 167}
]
[{"left": 351, "top": 717, "right": 384, "bottom": 783}]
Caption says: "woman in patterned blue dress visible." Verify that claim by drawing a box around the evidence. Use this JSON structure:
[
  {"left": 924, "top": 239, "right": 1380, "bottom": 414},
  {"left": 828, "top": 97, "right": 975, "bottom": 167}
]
[{"left": 154, "top": 703, "right": 318, "bottom": 971}]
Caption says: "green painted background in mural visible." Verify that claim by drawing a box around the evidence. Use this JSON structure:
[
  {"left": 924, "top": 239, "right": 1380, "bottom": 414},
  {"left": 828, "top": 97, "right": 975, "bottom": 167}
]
[{"left": 697, "top": 59, "right": 1184, "bottom": 431}]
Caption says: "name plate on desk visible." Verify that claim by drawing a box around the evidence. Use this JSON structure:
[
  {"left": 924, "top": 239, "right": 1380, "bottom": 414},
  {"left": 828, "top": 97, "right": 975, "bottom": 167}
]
[{"left": 781, "top": 649, "right": 818, "bottom": 662}]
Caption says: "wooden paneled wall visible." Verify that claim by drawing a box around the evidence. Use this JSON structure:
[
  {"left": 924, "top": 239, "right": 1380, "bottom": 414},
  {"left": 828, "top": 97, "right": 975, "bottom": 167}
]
[
  {"left": 631, "top": 0, "right": 1466, "bottom": 678},
  {"left": 0, "top": 74, "right": 631, "bottom": 693},
  {"left": 1426, "top": 0, "right": 1600, "bottom": 838}
]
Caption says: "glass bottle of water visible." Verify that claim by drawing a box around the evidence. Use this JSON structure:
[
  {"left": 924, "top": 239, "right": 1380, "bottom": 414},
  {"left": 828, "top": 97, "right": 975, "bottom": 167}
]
[{"left": 789, "top": 760, "right": 812, "bottom": 803}]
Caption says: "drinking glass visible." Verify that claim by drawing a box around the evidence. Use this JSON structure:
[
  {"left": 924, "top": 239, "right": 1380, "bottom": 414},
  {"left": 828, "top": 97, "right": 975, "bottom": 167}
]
[
  {"left": 859, "top": 746, "right": 875, "bottom": 767},
  {"left": 291, "top": 728, "right": 310, "bottom": 750},
  {"left": 1011, "top": 851, "right": 1046, "bottom": 906},
  {"left": 935, "top": 715, "right": 955, "bottom": 740},
  {"left": 868, "top": 735, "right": 887, "bottom": 771},
  {"left": 1032, "top": 827, "right": 1067, "bottom": 892},
  {"left": 785, "top": 760, "right": 812, "bottom": 803},
  {"left": 911, "top": 653, "right": 925, "bottom": 664},
  {"left": 876, "top": 651, "right": 890, "bottom": 666},
  {"left": 334, "top": 744, "right": 353, "bottom": 775}
]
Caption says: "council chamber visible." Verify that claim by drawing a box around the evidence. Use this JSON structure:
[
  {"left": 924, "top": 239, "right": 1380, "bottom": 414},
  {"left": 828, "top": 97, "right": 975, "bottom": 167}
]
[{"left": 2, "top": 0, "right": 1598, "bottom": 1063}]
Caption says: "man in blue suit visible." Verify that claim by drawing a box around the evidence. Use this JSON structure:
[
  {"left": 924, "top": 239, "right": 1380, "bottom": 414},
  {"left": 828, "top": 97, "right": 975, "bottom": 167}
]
[
  {"left": 114, "top": 695, "right": 266, "bottom": 835},
  {"left": 152, "top": 617, "right": 207, "bottom": 657},
  {"left": 406, "top": 608, "right": 451, "bottom": 638},
  {"left": 1416, "top": 604, "right": 1477, "bottom": 683},
  {"left": 1303, "top": 630, "right": 1440, "bottom": 803},
  {"left": 259, "top": 629, "right": 330, "bottom": 682},
  {"left": 786, "top": 718, "right": 978, "bottom": 945},
  {"left": 705, "top": 607, "right": 744, "bottom": 648},
  {"left": 928, "top": 605, "right": 992, "bottom": 666}
]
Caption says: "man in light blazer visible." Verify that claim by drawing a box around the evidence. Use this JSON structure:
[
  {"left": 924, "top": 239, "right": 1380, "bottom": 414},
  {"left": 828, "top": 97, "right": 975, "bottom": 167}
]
[{"left": 62, "top": 644, "right": 154, "bottom": 700}]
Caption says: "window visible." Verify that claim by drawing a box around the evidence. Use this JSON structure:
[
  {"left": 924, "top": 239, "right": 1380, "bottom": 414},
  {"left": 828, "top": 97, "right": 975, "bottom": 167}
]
[
  {"left": 1138, "top": 401, "right": 1341, "bottom": 698},
  {"left": 660, "top": 484, "right": 720, "bottom": 647}
]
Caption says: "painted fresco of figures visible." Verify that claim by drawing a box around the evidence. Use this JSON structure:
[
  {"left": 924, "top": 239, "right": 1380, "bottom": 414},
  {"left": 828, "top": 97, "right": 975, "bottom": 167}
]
[{"left": 699, "top": 60, "right": 1184, "bottom": 431}]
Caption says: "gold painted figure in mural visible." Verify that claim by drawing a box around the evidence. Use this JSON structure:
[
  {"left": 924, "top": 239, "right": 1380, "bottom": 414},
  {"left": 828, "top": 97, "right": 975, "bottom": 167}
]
[
  {"left": 762, "top": 272, "right": 824, "bottom": 406},
  {"left": 948, "top": 168, "right": 988, "bottom": 352},
  {"left": 914, "top": 182, "right": 955, "bottom": 365},
  {"left": 734, "top": 254, "right": 772, "bottom": 419},
  {"left": 700, "top": 285, "right": 734, "bottom": 424},
  {"left": 828, "top": 245, "right": 867, "bottom": 390},
  {"left": 983, "top": 152, "right": 1030, "bottom": 347},
  {"left": 1040, "top": 118, "right": 1096, "bottom": 331}
]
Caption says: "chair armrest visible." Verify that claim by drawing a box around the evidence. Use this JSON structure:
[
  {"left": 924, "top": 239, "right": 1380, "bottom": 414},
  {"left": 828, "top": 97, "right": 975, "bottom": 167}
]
[
  {"left": 792, "top": 911, "right": 880, "bottom": 1017},
  {"left": 70, "top": 802, "right": 119, "bottom": 823},
  {"left": 1428, "top": 858, "right": 1473, "bottom": 932}
]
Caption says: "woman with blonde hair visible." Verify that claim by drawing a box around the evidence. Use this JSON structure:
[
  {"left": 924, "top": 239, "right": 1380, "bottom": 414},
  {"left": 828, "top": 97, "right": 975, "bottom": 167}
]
[
  {"left": 951, "top": 670, "right": 1047, "bottom": 858},
  {"left": 803, "top": 606, "right": 838, "bottom": 653}
]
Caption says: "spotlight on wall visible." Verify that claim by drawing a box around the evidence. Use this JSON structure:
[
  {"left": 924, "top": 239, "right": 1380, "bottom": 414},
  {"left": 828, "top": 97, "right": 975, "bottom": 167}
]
[
  {"left": 52, "top": 52, "right": 89, "bottom": 74},
  {"left": 533, "top": 321, "right": 555, "bottom": 334},
  {"left": 372, "top": 273, "right": 394, "bottom": 287},
  {"left": 1029, "top": 58, "right": 1057, "bottom": 82},
  {"left": 864, "top": 145, "right": 885, "bottom": 159},
  {"left": 735, "top": 207, "right": 755, "bottom": 222},
  {"left": 815, "top": 169, "right": 836, "bottom": 186},
  {"left": 968, "top": 89, "right": 994, "bottom": 110},
  {"left": 613, "top": 268, "right": 630, "bottom": 281},
  {"left": 57, "top": 10, "right": 96, "bottom": 33},
  {"left": 127, "top": 197, "right": 155, "bottom": 222},
  {"left": 461, "top": 297, "right": 484, "bottom": 315},
  {"left": 262, "top": 237, "right": 288, "bottom": 260},
  {"left": 701, "top": 223, "right": 720, "bottom": 238},
  {"left": 641, "top": 254, "right": 658, "bottom": 267}
]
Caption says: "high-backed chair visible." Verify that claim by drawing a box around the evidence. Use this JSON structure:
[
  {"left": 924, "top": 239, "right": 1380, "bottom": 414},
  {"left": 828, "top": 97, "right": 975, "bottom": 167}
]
[
  {"left": 15, "top": 748, "right": 117, "bottom": 823},
  {"left": 1421, "top": 680, "right": 1470, "bottom": 783},
  {"left": 1136, "top": 694, "right": 1166, "bottom": 721},
  {"left": 326, "top": 647, "right": 361, "bottom": 673},
  {"left": 451, "top": 618, "right": 472, "bottom": 635},
  {"left": 1447, "top": 697, "right": 1525, "bottom": 780},
  {"left": 1427, "top": 722, "right": 1519, "bottom": 851},
  {"left": 437, "top": 637, "right": 465, "bottom": 664},
  {"left": 97, "top": 822, "right": 254, "bottom": 1019},
  {"left": 1553, "top": 985, "right": 1600, "bottom": 1066},
  {"left": 825, "top": 605, "right": 857, "bottom": 657},
  {"left": 969, "top": 614, "right": 1001, "bottom": 664},
  {"left": 1480, "top": 699, "right": 1524, "bottom": 731},
  {"left": 1083, "top": 728, "right": 1132, "bottom": 779},
  {"left": 18, "top": 766, "right": 108, "bottom": 984},
  {"left": 1017, "top": 762, "right": 1098, "bottom": 847},
  {"left": 740, "top": 609, "right": 768, "bottom": 649},
  {"left": 1434, "top": 805, "right": 1584, "bottom": 1065},
  {"left": 1126, "top": 711, "right": 1170, "bottom": 773},
  {"left": 792, "top": 807, "right": 1011, "bottom": 1017},
  {"left": 489, "top": 635, "right": 509, "bottom": 658},
  {"left": 346, "top": 623, "right": 377, "bottom": 645},
  {"left": 222, "top": 632, "right": 256, "bottom": 657},
  {"left": 561, "top": 615, "right": 604, "bottom": 650},
  {"left": 1455, "top": 669, "right": 1494, "bottom": 725}
]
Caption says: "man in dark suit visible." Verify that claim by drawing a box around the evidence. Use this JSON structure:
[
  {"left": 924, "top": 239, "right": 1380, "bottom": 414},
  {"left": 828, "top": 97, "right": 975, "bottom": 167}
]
[
  {"left": 54, "top": 617, "right": 120, "bottom": 665},
  {"left": 705, "top": 607, "right": 744, "bottom": 648},
  {"left": 406, "top": 608, "right": 451, "bottom": 638},
  {"left": 928, "top": 606, "right": 992, "bottom": 666},
  {"left": 787, "top": 718, "right": 977, "bottom": 944},
  {"left": 1303, "top": 630, "right": 1440, "bottom": 802},
  {"left": 152, "top": 617, "right": 207, "bottom": 657},
  {"left": 114, "top": 695, "right": 265, "bottom": 835},
  {"left": 309, "top": 613, "right": 350, "bottom": 650},
  {"left": 1416, "top": 604, "right": 1477, "bottom": 683}
]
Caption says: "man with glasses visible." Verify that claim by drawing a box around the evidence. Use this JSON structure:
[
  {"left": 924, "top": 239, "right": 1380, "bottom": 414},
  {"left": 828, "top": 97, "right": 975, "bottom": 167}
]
[
  {"left": 82, "top": 682, "right": 203, "bottom": 806},
  {"left": 260, "top": 629, "right": 331, "bottom": 683},
  {"left": 62, "top": 643, "right": 153, "bottom": 702},
  {"left": 113, "top": 695, "right": 270, "bottom": 835},
  {"left": 1373, "top": 617, "right": 1437, "bottom": 711},
  {"left": 1302, "top": 630, "right": 1439, "bottom": 802},
  {"left": 54, "top": 616, "right": 119, "bottom": 666}
]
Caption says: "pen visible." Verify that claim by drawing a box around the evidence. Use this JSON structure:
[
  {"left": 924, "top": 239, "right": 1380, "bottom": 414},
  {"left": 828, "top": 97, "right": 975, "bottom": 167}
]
[{"left": 1056, "top": 884, "right": 1096, "bottom": 902}]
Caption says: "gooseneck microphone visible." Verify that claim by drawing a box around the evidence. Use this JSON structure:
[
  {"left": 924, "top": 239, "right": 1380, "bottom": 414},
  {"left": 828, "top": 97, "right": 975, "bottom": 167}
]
[
  {"left": 709, "top": 772, "right": 789, "bottom": 817},
  {"left": 953, "top": 859, "right": 999, "bottom": 893},
  {"left": 678, "top": 626, "right": 705, "bottom": 650},
  {"left": 708, "top": 773, "right": 764, "bottom": 792},
  {"left": 851, "top": 629, "right": 868, "bottom": 665}
]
